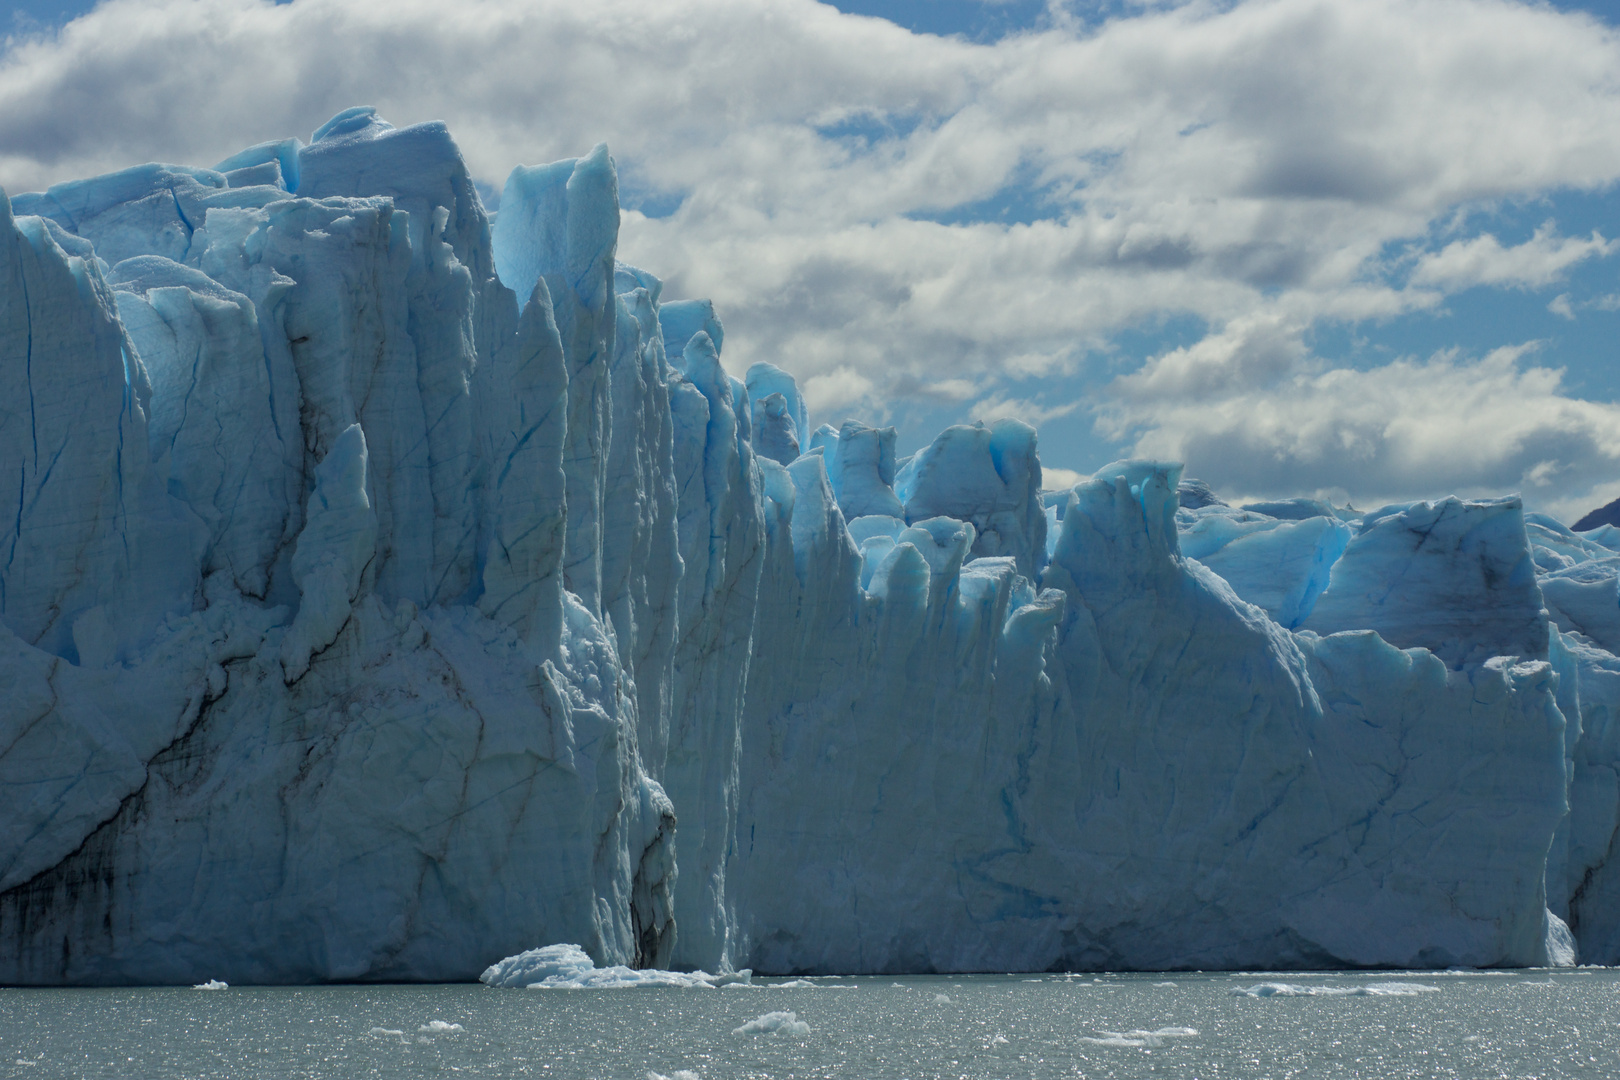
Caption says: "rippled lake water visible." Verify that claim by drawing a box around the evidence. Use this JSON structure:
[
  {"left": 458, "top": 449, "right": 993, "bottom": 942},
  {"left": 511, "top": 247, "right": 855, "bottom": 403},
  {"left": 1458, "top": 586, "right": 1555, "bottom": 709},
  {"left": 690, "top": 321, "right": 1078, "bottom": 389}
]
[{"left": 4, "top": 968, "right": 1619, "bottom": 1078}]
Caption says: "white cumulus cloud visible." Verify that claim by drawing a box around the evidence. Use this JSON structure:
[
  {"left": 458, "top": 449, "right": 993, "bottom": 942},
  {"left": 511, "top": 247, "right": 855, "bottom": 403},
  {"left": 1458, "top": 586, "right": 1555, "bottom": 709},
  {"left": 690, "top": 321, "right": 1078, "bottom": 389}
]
[
  {"left": 3, "top": 0, "right": 1620, "bottom": 515},
  {"left": 1407, "top": 223, "right": 1615, "bottom": 291},
  {"left": 1106, "top": 344, "right": 1620, "bottom": 518}
]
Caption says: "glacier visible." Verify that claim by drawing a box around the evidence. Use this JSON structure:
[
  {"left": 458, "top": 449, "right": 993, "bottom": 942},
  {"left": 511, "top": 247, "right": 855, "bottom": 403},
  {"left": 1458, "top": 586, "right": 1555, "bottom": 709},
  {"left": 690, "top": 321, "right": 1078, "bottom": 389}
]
[{"left": 0, "top": 107, "right": 1614, "bottom": 983}]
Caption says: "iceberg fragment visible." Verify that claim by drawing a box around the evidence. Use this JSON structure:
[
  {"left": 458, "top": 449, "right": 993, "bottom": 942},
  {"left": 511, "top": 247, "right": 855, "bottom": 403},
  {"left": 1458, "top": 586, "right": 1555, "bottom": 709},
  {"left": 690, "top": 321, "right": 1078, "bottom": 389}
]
[
  {"left": 1229, "top": 982, "right": 1440, "bottom": 997},
  {"left": 1080, "top": 1026, "right": 1198, "bottom": 1047},
  {"left": 732, "top": 1011, "right": 810, "bottom": 1036},
  {"left": 480, "top": 944, "right": 749, "bottom": 989}
]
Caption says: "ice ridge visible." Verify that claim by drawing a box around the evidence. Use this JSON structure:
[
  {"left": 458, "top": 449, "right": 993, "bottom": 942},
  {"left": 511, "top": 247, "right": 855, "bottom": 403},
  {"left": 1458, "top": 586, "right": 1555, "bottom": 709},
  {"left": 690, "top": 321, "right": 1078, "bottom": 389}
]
[{"left": 0, "top": 109, "right": 1613, "bottom": 985}]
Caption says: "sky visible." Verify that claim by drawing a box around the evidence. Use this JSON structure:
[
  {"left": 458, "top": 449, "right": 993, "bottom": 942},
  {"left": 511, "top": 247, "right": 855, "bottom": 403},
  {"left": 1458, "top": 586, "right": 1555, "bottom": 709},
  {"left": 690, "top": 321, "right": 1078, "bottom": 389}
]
[{"left": 3, "top": 0, "right": 1619, "bottom": 521}]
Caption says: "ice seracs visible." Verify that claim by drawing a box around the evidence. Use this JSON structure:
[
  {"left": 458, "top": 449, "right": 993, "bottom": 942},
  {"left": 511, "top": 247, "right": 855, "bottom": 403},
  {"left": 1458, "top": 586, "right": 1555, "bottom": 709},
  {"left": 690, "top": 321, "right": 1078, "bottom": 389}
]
[{"left": 0, "top": 107, "right": 1614, "bottom": 984}]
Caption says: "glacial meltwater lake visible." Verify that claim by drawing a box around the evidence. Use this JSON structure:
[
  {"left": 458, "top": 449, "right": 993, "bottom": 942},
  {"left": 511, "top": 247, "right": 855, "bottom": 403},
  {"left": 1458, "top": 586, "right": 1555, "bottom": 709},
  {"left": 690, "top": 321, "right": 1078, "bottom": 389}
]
[{"left": 4, "top": 969, "right": 1619, "bottom": 1079}]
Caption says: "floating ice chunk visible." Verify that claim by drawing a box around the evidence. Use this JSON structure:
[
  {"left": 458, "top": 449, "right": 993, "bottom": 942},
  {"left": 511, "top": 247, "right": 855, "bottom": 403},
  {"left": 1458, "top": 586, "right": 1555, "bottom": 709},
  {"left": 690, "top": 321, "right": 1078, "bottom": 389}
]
[
  {"left": 648, "top": 1071, "right": 700, "bottom": 1080},
  {"left": 192, "top": 979, "right": 228, "bottom": 990},
  {"left": 933, "top": 993, "right": 952, "bottom": 1003},
  {"left": 419, "top": 1021, "right": 464, "bottom": 1034},
  {"left": 368, "top": 1028, "right": 406, "bottom": 1038},
  {"left": 480, "top": 944, "right": 750, "bottom": 989},
  {"left": 1081, "top": 1027, "right": 1196, "bottom": 1048},
  {"left": 733, "top": 1011, "right": 810, "bottom": 1036},
  {"left": 1230, "top": 982, "right": 1440, "bottom": 997},
  {"left": 483, "top": 943, "right": 589, "bottom": 985},
  {"left": 767, "top": 979, "right": 855, "bottom": 989}
]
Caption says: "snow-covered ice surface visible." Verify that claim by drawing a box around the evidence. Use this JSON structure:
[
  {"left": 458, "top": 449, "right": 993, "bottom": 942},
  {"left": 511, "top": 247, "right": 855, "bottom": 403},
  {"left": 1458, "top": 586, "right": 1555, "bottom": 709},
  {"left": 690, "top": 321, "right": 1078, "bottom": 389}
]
[{"left": 0, "top": 108, "right": 1614, "bottom": 984}]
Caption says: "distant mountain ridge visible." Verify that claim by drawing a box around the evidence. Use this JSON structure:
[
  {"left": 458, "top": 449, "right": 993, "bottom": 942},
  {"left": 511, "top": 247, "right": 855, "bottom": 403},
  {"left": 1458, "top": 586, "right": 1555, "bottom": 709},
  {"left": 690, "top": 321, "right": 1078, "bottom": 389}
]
[{"left": 1574, "top": 497, "right": 1620, "bottom": 532}]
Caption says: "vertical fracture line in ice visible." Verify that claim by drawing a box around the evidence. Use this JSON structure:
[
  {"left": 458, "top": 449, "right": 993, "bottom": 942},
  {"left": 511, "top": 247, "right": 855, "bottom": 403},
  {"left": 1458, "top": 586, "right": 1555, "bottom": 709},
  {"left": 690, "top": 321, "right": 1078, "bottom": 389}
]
[
  {"left": 496, "top": 145, "right": 619, "bottom": 617},
  {"left": 20, "top": 252, "right": 35, "bottom": 473},
  {"left": 601, "top": 277, "right": 682, "bottom": 775},
  {"left": 663, "top": 327, "right": 767, "bottom": 970}
]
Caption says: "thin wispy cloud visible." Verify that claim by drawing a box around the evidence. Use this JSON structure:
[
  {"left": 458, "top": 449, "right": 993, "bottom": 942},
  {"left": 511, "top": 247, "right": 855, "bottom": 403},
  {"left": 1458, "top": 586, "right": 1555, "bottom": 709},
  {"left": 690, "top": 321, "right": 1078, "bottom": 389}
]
[{"left": 1407, "top": 224, "right": 1615, "bottom": 292}]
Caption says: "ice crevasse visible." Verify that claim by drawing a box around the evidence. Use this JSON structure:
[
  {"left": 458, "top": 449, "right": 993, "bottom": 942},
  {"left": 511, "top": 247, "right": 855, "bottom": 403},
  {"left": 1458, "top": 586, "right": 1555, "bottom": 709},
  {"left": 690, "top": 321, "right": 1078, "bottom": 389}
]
[{"left": 0, "top": 107, "right": 1613, "bottom": 983}]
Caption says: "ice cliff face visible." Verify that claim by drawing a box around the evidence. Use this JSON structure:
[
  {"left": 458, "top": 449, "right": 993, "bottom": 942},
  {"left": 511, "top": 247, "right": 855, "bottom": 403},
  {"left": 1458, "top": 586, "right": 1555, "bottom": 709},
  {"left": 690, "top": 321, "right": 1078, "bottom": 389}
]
[{"left": 0, "top": 109, "right": 1611, "bottom": 983}]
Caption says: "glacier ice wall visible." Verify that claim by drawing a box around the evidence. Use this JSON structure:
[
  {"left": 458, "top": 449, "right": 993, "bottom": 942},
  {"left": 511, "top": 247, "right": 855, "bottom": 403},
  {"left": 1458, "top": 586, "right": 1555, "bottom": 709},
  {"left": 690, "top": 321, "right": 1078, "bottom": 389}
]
[{"left": 0, "top": 109, "right": 1612, "bottom": 983}]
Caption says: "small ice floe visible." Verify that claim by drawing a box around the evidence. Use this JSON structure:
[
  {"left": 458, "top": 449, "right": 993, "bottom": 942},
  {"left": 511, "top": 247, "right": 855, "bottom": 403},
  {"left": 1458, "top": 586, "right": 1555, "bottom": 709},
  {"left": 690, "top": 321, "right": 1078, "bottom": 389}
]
[
  {"left": 1153, "top": 982, "right": 1178, "bottom": 988},
  {"left": 648, "top": 1071, "right": 700, "bottom": 1080},
  {"left": 761, "top": 977, "right": 855, "bottom": 990},
  {"left": 192, "top": 979, "right": 228, "bottom": 990},
  {"left": 1080, "top": 1027, "right": 1198, "bottom": 1048},
  {"left": 732, "top": 1011, "right": 811, "bottom": 1036},
  {"left": 368, "top": 1028, "right": 406, "bottom": 1038},
  {"left": 419, "top": 1021, "right": 464, "bottom": 1034},
  {"left": 480, "top": 944, "right": 751, "bottom": 989},
  {"left": 1230, "top": 982, "right": 1440, "bottom": 998},
  {"left": 933, "top": 993, "right": 952, "bottom": 1004}
]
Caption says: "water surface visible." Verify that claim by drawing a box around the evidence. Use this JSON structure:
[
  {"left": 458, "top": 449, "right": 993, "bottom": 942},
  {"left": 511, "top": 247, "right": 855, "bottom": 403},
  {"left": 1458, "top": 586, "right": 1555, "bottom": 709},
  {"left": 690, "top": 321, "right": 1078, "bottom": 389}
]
[{"left": 5, "top": 968, "right": 1618, "bottom": 1078}]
